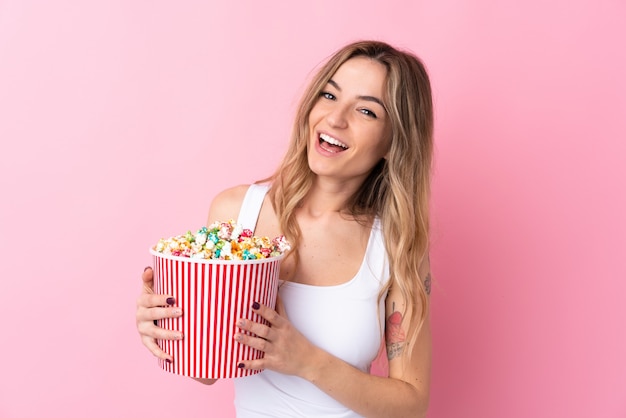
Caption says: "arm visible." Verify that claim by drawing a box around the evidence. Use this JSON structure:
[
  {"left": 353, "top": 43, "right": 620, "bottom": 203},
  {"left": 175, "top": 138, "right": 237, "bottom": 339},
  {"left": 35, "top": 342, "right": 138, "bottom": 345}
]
[
  {"left": 306, "top": 269, "right": 432, "bottom": 417},
  {"left": 237, "top": 259, "right": 432, "bottom": 417}
]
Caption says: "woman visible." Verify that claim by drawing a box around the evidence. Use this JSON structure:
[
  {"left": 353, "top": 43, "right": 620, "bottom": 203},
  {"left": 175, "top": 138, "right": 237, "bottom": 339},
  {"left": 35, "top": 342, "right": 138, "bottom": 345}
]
[{"left": 136, "top": 40, "right": 434, "bottom": 417}]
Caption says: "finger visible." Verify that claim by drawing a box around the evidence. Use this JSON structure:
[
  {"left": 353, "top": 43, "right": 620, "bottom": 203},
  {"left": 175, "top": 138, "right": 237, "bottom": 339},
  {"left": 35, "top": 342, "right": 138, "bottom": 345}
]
[
  {"left": 236, "top": 317, "right": 273, "bottom": 341},
  {"left": 237, "top": 358, "right": 265, "bottom": 371},
  {"left": 138, "top": 319, "right": 184, "bottom": 341},
  {"left": 136, "top": 293, "right": 177, "bottom": 309},
  {"left": 141, "top": 335, "right": 174, "bottom": 362},
  {"left": 142, "top": 266, "right": 154, "bottom": 293},
  {"left": 251, "top": 301, "right": 284, "bottom": 327},
  {"left": 137, "top": 304, "right": 182, "bottom": 322},
  {"left": 234, "top": 331, "right": 270, "bottom": 353}
]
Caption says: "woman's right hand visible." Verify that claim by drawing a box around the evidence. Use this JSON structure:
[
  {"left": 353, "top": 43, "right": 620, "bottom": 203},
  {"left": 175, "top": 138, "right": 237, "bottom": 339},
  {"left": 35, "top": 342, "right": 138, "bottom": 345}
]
[{"left": 135, "top": 267, "right": 183, "bottom": 362}]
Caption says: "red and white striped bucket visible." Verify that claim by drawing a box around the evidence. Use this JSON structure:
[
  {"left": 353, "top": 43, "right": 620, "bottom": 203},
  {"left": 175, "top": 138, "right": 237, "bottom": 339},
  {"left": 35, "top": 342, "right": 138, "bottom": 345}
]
[{"left": 150, "top": 249, "right": 282, "bottom": 379}]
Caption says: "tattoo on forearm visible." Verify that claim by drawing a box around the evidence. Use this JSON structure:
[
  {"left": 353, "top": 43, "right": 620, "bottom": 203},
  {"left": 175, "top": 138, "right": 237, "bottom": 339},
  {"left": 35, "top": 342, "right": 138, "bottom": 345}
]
[
  {"left": 424, "top": 272, "right": 431, "bottom": 295},
  {"left": 387, "top": 342, "right": 404, "bottom": 360},
  {"left": 385, "top": 303, "right": 406, "bottom": 360}
]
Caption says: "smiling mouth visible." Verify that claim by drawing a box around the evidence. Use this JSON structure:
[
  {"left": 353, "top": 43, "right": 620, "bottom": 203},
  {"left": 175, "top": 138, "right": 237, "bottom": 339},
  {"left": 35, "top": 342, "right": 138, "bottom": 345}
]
[{"left": 319, "top": 133, "right": 348, "bottom": 153}]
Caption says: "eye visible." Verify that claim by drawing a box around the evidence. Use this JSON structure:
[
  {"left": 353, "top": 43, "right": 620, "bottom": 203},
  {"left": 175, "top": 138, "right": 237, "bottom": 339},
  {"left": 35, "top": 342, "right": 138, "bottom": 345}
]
[
  {"left": 319, "top": 91, "right": 336, "bottom": 100},
  {"left": 359, "top": 108, "right": 378, "bottom": 119}
]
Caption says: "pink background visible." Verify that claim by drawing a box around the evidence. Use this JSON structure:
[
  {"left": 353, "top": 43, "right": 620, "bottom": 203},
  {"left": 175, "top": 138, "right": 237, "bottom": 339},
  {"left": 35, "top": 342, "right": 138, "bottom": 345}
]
[{"left": 1, "top": 1, "right": 624, "bottom": 417}]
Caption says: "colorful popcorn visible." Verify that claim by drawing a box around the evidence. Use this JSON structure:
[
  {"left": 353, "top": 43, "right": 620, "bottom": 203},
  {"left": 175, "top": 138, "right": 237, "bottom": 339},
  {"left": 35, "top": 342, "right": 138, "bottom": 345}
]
[{"left": 153, "top": 220, "right": 290, "bottom": 260}]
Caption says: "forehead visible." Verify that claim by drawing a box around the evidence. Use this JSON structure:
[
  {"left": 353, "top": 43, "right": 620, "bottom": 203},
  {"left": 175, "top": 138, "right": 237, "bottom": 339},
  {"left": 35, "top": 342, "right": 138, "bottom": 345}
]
[{"left": 329, "top": 56, "right": 388, "bottom": 97}]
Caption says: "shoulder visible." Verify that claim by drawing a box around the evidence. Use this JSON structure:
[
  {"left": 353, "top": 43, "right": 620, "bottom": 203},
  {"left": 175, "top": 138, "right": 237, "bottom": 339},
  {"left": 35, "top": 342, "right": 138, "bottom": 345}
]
[
  {"left": 206, "top": 184, "right": 251, "bottom": 225},
  {"left": 212, "top": 184, "right": 250, "bottom": 206}
]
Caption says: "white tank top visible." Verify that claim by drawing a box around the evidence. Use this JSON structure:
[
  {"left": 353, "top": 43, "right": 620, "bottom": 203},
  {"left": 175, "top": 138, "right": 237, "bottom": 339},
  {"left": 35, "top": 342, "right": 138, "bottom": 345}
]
[{"left": 233, "top": 184, "right": 390, "bottom": 417}]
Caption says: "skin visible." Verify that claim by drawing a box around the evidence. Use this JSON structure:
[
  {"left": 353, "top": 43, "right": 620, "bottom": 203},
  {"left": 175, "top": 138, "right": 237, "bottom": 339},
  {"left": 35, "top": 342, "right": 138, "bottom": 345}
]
[{"left": 136, "top": 57, "right": 432, "bottom": 416}]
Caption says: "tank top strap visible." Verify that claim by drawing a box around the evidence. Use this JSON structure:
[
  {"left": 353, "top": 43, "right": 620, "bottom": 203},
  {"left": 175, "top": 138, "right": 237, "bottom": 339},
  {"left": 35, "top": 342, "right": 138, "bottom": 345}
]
[{"left": 236, "top": 183, "right": 270, "bottom": 233}]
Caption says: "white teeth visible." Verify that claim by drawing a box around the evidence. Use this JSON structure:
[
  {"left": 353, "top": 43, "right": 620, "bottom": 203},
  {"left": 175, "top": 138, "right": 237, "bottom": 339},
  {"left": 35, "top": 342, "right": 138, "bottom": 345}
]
[{"left": 320, "top": 133, "right": 348, "bottom": 149}]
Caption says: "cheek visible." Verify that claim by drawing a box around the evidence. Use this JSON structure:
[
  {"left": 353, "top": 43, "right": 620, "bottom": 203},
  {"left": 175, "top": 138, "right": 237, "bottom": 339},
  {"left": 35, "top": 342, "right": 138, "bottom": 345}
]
[
  {"left": 378, "top": 125, "right": 393, "bottom": 156},
  {"left": 382, "top": 137, "right": 393, "bottom": 155},
  {"left": 308, "top": 108, "right": 324, "bottom": 129},
  {"left": 370, "top": 130, "right": 392, "bottom": 158}
]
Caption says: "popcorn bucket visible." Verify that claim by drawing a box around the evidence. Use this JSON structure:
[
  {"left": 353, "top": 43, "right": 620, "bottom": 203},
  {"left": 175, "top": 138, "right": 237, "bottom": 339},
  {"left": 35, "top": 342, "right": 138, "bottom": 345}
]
[{"left": 150, "top": 249, "right": 282, "bottom": 379}]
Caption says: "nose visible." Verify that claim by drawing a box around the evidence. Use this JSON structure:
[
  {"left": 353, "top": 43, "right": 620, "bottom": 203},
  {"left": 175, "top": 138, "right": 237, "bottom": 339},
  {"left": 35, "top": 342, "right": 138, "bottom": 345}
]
[{"left": 326, "top": 105, "right": 348, "bottom": 129}]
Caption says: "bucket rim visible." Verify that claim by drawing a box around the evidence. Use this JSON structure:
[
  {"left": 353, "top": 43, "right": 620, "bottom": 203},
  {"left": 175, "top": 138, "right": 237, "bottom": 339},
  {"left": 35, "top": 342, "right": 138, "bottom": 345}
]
[{"left": 149, "top": 248, "right": 284, "bottom": 265}]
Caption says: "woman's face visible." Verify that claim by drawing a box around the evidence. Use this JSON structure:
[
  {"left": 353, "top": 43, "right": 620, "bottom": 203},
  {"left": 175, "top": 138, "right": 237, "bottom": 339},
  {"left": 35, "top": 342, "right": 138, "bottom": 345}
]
[{"left": 307, "top": 56, "right": 392, "bottom": 185}]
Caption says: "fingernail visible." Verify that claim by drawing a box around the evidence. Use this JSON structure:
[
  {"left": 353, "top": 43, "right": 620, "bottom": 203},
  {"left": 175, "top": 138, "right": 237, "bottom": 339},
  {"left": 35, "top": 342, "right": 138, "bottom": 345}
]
[
  {"left": 153, "top": 320, "right": 158, "bottom": 325},
  {"left": 165, "top": 358, "right": 172, "bottom": 364},
  {"left": 166, "top": 297, "right": 175, "bottom": 305},
  {"left": 237, "top": 319, "right": 244, "bottom": 327},
  {"left": 144, "top": 266, "right": 151, "bottom": 271},
  {"left": 252, "top": 301, "right": 260, "bottom": 310},
  {"left": 173, "top": 308, "right": 182, "bottom": 316},
  {"left": 234, "top": 333, "right": 242, "bottom": 341},
  {"left": 238, "top": 362, "right": 245, "bottom": 368}
]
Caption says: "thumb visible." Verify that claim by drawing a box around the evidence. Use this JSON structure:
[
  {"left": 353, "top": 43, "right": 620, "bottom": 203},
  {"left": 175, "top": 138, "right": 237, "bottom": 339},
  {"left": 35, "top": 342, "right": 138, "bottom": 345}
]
[{"left": 142, "top": 266, "right": 155, "bottom": 294}]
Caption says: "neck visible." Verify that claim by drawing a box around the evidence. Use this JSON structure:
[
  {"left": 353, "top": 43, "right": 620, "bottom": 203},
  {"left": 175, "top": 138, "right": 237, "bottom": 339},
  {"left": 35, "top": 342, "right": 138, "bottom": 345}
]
[{"left": 299, "top": 176, "right": 363, "bottom": 217}]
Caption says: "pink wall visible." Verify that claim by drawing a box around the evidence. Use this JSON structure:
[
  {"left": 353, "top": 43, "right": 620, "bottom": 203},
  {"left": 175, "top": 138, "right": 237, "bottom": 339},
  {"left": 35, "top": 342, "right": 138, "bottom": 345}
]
[{"left": 1, "top": 1, "right": 624, "bottom": 417}]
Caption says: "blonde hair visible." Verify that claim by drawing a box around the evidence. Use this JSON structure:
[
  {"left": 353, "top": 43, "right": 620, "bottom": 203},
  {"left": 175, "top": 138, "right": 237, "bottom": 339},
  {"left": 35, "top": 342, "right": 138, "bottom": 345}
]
[{"left": 265, "top": 40, "right": 434, "bottom": 356}]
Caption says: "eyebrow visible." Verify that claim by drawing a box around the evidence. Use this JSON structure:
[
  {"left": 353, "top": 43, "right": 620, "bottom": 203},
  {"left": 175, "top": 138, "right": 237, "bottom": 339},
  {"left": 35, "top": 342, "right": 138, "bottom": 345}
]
[{"left": 328, "top": 79, "right": 387, "bottom": 110}]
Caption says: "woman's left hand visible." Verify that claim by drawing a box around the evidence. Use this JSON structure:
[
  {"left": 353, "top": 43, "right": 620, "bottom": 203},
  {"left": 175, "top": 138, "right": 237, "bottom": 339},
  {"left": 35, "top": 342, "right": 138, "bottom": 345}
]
[{"left": 234, "top": 298, "right": 319, "bottom": 379}]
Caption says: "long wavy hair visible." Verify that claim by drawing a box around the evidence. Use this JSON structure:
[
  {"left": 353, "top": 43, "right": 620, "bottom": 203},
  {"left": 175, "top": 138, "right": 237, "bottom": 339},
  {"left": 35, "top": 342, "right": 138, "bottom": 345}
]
[{"left": 265, "top": 40, "right": 434, "bottom": 357}]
